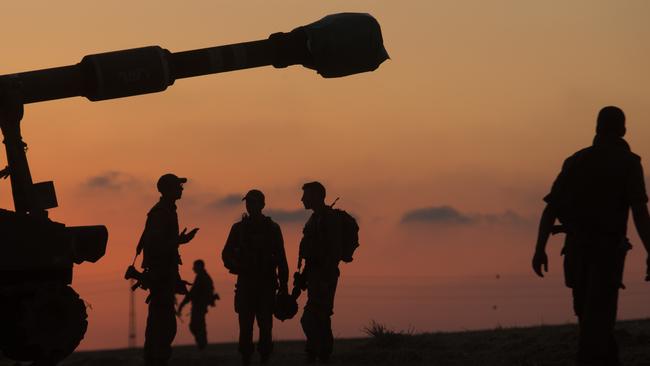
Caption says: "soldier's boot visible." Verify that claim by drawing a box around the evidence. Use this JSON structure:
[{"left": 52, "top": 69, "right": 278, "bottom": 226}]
[
  {"left": 198, "top": 348, "right": 208, "bottom": 366},
  {"left": 241, "top": 354, "right": 252, "bottom": 366},
  {"left": 305, "top": 352, "right": 317, "bottom": 364},
  {"left": 318, "top": 353, "right": 331, "bottom": 363}
]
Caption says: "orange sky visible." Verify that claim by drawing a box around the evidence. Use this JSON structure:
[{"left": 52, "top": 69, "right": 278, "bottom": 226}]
[{"left": 1, "top": 1, "right": 650, "bottom": 351}]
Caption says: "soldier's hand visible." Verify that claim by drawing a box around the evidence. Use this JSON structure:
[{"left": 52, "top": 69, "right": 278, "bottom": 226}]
[
  {"left": 179, "top": 227, "right": 199, "bottom": 244},
  {"left": 0, "top": 166, "right": 9, "bottom": 179},
  {"left": 294, "top": 272, "right": 308, "bottom": 290},
  {"left": 532, "top": 250, "right": 548, "bottom": 278}
]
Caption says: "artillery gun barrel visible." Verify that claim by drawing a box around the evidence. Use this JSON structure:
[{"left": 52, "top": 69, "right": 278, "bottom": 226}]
[
  {"left": 0, "top": 13, "right": 388, "bottom": 104},
  {"left": 0, "top": 37, "right": 302, "bottom": 104}
]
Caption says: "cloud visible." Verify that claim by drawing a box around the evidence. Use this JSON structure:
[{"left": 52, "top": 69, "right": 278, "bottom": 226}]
[
  {"left": 266, "top": 209, "right": 310, "bottom": 223},
  {"left": 481, "top": 210, "right": 530, "bottom": 226},
  {"left": 401, "top": 205, "right": 529, "bottom": 226},
  {"left": 83, "top": 171, "right": 138, "bottom": 192},
  {"left": 401, "top": 206, "right": 472, "bottom": 224},
  {"left": 207, "top": 193, "right": 242, "bottom": 210}
]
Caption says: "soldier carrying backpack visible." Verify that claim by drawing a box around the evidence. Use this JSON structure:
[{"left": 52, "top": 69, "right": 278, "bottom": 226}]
[{"left": 296, "top": 181, "right": 359, "bottom": 363}]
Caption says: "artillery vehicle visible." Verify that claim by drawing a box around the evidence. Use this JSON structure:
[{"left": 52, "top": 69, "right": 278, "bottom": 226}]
[{"left": 0, "top": 13, "right": 387, "bottom": 365}]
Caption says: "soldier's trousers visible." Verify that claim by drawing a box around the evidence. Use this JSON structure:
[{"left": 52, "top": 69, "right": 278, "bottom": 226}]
[
  {"left": 144, "top": 292, "right": 177, "bottom": 366},
  {"left": 190, "top": 305, "right": 208, "bottom": 350},
  {"left": 301, "top": 275, "right": 338, "bottom": 358},
  {"left": 564, "top": 237, "right": 628, "bottom": 366},
  {"left": 235, "top": 285, "right": 275, "bottom": 357}
]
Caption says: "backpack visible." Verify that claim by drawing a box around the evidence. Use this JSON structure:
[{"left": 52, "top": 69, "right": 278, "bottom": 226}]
[{"left": 332, "top": 208, "right": 359, "bottom": 263}]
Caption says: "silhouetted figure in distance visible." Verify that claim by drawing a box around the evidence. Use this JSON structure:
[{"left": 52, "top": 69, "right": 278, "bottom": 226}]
[
  {"left": 222, "top": 189, "right": 289, "bottom": 365},
  {"left": 140, "top": 173, "right": 199, "bottom": 366},
  {"left": 532, "top": 106, "right": 650, "bottom": 366},
  {"left": 177, "top": 259, "right": 219, "bottom": 351}
]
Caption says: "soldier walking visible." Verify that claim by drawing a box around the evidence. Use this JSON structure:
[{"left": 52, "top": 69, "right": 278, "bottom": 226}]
[
  {"left": 139, "top": 173, "right": 199, "bottom": 366},
  {"left": 532, "top": 106, "right": 650, "bottom": 366},
  {"left": 222, "top": 189, "right": 289, "bottom": 365},
  {"left": 177, "top": 259, "right": 219, "bottom": 351},
  {"left": 298, "top": 181, "right": 350, "bottom": 363}
]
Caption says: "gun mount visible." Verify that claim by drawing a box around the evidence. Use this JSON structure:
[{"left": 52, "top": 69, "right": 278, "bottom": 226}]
[{"left": 0, "top": 13, "right": 387, "bottom": 364}]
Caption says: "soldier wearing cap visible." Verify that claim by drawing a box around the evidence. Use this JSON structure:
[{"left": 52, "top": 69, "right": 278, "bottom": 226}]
[
  {"left": 532, "top": 107, "right": 650, "bottom": 366},
  {"left": 222, "top": 189, "right": 289, "bottom": 365},
  {"left": 141, "top": 173, "right": 199, "bottom": 366}
]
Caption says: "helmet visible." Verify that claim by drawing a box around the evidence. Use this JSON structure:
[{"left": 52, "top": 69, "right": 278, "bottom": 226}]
[{"left": 274, "top": 292, "right": 298, "bottom": 321}]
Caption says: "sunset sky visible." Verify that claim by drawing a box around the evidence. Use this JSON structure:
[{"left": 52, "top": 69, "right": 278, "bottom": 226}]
[{"left": 2, "top": 1, "right": 650, "bottom": 351}]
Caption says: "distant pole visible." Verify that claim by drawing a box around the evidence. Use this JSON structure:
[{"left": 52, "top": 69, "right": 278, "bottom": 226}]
[{"left": 128, "top": 279, "right": 137, "bottom": 348}]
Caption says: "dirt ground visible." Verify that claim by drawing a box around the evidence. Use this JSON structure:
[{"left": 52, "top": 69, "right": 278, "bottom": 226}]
[{"left": 3, "top": 319, "right": 650, "bottom": 366}]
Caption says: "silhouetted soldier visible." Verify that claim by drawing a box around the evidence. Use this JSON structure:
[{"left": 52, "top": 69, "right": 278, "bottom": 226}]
[
  {"left": 140, "top": 173, "right": 199, "bottom": 366},
  {"left": 222, "top": 189, "right": 289, "bottom": 365},
  {"left": 298, "top": 181, "right": 344, "bottom": 362},
  {"left": 177, "top": 259, "right": 219, "bottom": 351},
  {"left": 532, "top": 106, "right": 650, "bottom": 366}
]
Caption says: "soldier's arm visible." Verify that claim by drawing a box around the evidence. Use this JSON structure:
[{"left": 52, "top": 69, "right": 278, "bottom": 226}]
[
  {"left": 532, "top": 159, "right": 570, "bottom": 278},
  {"left": 275, "top": 224, "right": 289, "bottom": 292},
  {"left": 221, "top": 224, "right": 240, "bottom": 272},
  {"left": 532, "top": 204, "right": 556, "bottom": 277},
  {"left": 632, "top": 204, "right": 650, "bottom": 250},
  {"left": 177, "top": 294, "right": 191, "bottom": 315},
  {"left": 297, "top": 235, "right": 310, "bottom": 284},
  {"left": 628, "top": 158, "right": 650, "bottom": 279},
  {"left": 632, "top": 204, "right": 650, "bottom": 279}
]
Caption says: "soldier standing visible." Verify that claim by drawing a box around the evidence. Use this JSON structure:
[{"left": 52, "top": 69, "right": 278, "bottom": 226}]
[
  {"left": 140, "top": 173, "right": 199, "bottom": 366},
  {"left": 532, "top": 106, "right": 650, "bottom": 366},
  {"left": 222, "top": 189, "right": 289, "bottom": 365},
  {"left": 177, "top": 259, "right": 219, "bottom": 351},
  {"left": 298, "top": 181, "right": 345, "bottom": 363}
]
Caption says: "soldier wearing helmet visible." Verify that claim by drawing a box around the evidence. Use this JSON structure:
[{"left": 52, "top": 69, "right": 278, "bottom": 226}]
[
  {"left": 222, "top": 189, "right": 289, "bottom": 365},
  {"left": 140, "top": 173, "right": 199, "bottom": 366}
]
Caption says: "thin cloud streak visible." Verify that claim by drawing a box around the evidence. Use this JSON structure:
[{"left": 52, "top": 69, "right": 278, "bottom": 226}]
[
  {"left": 401, "top": 205, "right": 530, "bottom": 226},
  {"left": 82, "top": 171, "right": 139, "bottom": 192},
  {"left": 207, "top": 193, "right": 242, "bottom": 210},
  {"left": 266, "top": 209, "right": 310, "bottom": 223},
  {"left": 401, "top": 206, "right": 472, "bottom": 224}
]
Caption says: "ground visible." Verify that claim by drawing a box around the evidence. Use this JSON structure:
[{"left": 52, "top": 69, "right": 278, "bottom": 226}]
[{"left": 3, "top": 319, "right": 650, "bottom": 365}]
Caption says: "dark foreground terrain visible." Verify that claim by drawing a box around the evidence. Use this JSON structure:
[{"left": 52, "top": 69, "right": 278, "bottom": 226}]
[{"left": 3, "top": 319, "right": 650, "bottom": 366}]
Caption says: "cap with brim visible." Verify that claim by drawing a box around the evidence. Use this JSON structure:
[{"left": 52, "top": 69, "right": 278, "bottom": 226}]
[
  {"left": 157, "top": 173, "right": 187, "bottom": 192},
  {"left": 242, "top": 189, "right": 265, "bottom": 202}
]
